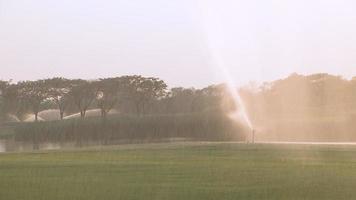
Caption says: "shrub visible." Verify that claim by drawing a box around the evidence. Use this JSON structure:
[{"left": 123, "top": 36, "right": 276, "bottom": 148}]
[{"left": 13, "top": 112, "right": 248, "bottom": 145}]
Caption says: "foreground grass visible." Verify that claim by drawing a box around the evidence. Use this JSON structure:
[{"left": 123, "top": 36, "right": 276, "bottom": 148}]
[{"left": 1, "top": 143, "right": 356, "bottom": 200}]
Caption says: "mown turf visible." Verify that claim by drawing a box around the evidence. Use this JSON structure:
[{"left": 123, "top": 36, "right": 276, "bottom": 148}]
[{"left": 1, "top": 143, "right": 356, "bottom": 200}]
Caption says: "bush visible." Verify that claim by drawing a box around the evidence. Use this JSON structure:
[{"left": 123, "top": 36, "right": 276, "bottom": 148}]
[{"left": 13, "top": 112, "right": 248, "bottom": 145}]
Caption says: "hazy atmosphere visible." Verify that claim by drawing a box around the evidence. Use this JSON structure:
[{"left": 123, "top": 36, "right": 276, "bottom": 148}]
[
  {"left": 1, "top": 1, "right": 356, "bottom": 200},
  {"left": 1, "top": 0, "right": 356, "bottom": 87}
]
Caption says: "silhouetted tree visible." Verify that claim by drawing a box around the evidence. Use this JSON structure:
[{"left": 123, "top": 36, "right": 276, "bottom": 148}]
[
  {"left": 17, "top": 80, "right": 48, "bottom": 121},
  {"left": 163, "top": 87, "right": 197, "bottom": 113},
  {"left": 45, "top": 78, "right": 72, "bottom": 120},
  {"left": 96, "top": 78, "right": 121, "bottom": 118},
  {"left": 0, "top": 80, "right": 9, "bottom": 121},
  {"left": 120, "top": 76, "right": 167, "bottom": 116},
  {"left": 68, "top": 80, "right": 98, "bottom": 119}
]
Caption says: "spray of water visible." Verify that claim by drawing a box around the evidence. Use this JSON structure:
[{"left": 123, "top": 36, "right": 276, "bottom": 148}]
[
  {"left": 221, "top": 69, "right": 253, "bottom": 130},
  {"left": 210, "top": 52, "right": 253, "bottom": 130},
  {"left": 197, "top": 0, "right": 253, "bottom": 130}
]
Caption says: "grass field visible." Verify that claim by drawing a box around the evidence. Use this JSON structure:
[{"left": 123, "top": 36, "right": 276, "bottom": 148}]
[{"left": 1, "top": 143, "right": 356, "bottom": 200}]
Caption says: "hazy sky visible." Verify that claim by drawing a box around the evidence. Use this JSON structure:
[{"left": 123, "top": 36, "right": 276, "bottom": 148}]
[{"left": 1, "top": 0, "right": 356, "bottom": 87}]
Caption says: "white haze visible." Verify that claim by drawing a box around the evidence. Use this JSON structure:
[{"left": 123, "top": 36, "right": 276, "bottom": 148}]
[{"left": 0, "top": 0, "right": 356, "bottom": 87}]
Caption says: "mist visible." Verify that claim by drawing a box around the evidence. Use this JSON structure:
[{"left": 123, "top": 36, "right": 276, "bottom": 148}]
[{"left": 241, "top": 73, "right": 356, "bottom": 142}]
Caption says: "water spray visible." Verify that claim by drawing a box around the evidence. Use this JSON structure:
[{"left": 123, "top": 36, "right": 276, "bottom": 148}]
[{"left": 198, "top": 0, "right": 255, "bottom": 143}]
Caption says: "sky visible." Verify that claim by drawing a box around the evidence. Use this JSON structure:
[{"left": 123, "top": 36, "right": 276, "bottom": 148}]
[{"left": 1, "top": 0, "right": 356, "bottom": 88}]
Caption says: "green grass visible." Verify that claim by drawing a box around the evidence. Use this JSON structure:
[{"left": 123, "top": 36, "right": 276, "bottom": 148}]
[{"left": 1, "top": 143, "right": 356, "bottom": 200}]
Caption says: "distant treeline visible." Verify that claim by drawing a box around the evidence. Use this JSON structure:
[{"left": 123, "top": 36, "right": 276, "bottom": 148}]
[
  {"left": 0, "top": 76, "right": 235, "bottom": 122},
  {"left": 2, "top": 73, "right": 356, "bottom": 142},
  {"left": 240, "top": 73, "right": 356, "bottom": 141},
  {"left": 0, "top": 76, "right": 244, "bottom": 143}
]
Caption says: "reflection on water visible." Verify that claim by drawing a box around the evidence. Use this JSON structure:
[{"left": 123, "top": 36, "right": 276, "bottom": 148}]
[
  {"left": 0, "top": 139, "right": 63, "bottom": 153},
  {"left": 2, "top": 139, "right": 356, "bottom": 153},
  {"left": 0, "top": 138, "right": 191, "bottom": 153}
]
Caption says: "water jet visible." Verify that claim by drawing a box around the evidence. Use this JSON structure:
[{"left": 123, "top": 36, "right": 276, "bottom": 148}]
[{"left": 198, "top": 0, "right": 254, "bottom": 141}]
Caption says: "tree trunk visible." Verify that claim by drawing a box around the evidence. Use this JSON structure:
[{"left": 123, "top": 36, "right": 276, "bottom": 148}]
[
  {"left": 60, "top": 111, "right": 64, "bottom": 120},
  {"left": 80, "top": 110, "right": 85, "bottom": 119},
  {"left": 35, "top": 112, "right": 38, "bottom": 122},
  {"left": 58, "top": 104, "right": 65, "bottom": 120},
  {"left": 101, "top": 108, "right": 107, "bottom": 119}
]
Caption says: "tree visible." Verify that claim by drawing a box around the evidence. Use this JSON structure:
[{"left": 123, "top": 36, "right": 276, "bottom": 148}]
[
  {"left": 96, "top": 78, "right": 121, "bottom": 118},
  {"left": 0, "top": 80, "right": 9, "bottom": 121},
  {"left": 1, "top": 83, "right": 21, "bottom": 118},
  {"left": 162, "top": 87, "right": 197, "bottom": 113},
  {"left": 190, "top": 84, "right": 227, "bottom": 112},
  {"left": 68, "top": 80, "right": 98, "bottom": 119},
  {"left": 120, "top": 76, "right": 167, "bottom": 116},
  {"left": 17, "top": 80, "right": 49, "bottom": 121},
  {"left": 44, "top": 78, "right": 72, "bottom": 120},
  {"left": 0, "top": 80, "right": 8, "bottom": 93}
]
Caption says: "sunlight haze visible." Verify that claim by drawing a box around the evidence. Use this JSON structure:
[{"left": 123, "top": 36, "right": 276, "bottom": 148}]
[{"left": 2, "top": 1, "right": 356, "bottom": 199}]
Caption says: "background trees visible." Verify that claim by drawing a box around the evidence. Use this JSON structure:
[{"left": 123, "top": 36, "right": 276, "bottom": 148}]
[
  {"left": 45, "top": 78, "right": 72, "bottom": 120},
  {"left": 1, "top": 83, "right": 20, "bottom": 119},
  {"left": 1, "top": 73, "right": 356, "bottom": 131},
  {"left": 239, "top": 73, "right": 356, "bottom": 141},
  {"left": 17, "top": 80, "right": 48, "bottom": 121},
  {"left": 162, "top": 87, "right": 197, "bottom": 113},
  {"left": 0, "top": 76, "right": 171, "bottom": 122},
  {"left": 68, "top": 80, "right": 98, "bottom": 119},
  {"left": 96, "top": 77, "right": 121, "bottom": 118},
  {"left": 119, "top": 76, "right": 167, "bottom": 116},
  {"left": 0, "top": 81, "right": 9, "bottom": 121},
  {"left": 2, "top": 73, "right": 356, "bottom": 143},
  {"left": 0, "top": 76, "right": 234, "bottom": 122}
]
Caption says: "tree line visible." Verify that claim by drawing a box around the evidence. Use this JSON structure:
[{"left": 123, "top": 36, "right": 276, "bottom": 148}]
[
  {"left": 0, "top": 76, "right": 234, "bottom": 123},
  {"left": 3, "top": 72, "right": 355, "bottom": 142},
  {"left": 240, "top": 73, "right": 356, "bottom": 141},
  {"left": 241, "top": 73, "right": 356, "bottom": 121}
]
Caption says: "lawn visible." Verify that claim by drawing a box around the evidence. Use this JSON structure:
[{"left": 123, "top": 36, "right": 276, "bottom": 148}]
[{"left": 1, "top": 143, "right": 356, "bottom": 200}]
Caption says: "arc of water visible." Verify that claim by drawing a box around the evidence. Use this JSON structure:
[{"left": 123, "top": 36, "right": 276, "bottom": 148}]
[{"left": 197, "top": 1, "right": 253, "bottom": 130}]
